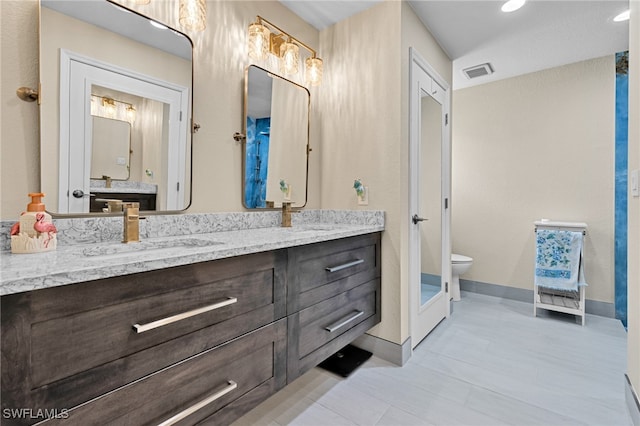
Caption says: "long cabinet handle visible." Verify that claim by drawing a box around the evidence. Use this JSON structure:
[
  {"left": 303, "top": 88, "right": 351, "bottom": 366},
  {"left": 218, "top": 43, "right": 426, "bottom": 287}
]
[
  {"left": 325, "top": 310, "right": 365, "bottom": 333},
  {"left": 325, "top": 259, "right": 364, "bottom": 273},
  {"left": 133, "top": 297, "right": 238, "bottom": 333},
  {"left": 157, "top": 380, "right": 238, "bottom": 426}
]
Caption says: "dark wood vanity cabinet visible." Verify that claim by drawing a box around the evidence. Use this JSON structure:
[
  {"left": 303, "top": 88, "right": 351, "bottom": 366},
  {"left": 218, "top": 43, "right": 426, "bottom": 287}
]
[
  {"left": 1, "top": 232, "right": 381, "bottom": 425},
  {"left": 286, "top": 233, "right": 382, "bottom": 382}
]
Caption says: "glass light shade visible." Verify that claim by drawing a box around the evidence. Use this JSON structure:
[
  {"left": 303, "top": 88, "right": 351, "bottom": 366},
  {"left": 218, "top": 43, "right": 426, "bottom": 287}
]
[
  {"left": 248, "top": 23, "right": 271, "bottom": 60},
  {"left": 102, "top": 98, "right": 116, "bottom": 118},
  {"left": 126, "top": 105, "right": 137, "bottom": 122},
  {"left": 280, "top": 42, "right": 299, "bottom": 75},
  {"left": 179, "top": 0, "right": 206, "bottom": 31},
  {"left": 305, "top": 57, "right": 323, "bottom": 86}
]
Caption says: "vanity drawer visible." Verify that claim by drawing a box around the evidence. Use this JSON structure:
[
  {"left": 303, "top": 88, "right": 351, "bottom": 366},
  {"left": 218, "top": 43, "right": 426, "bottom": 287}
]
[
  {"left": 287, "top": 233, "right": 381, "bottom": 312},
  {"left": 1, "top": 250, "right": 286, "bottom": 421},
  {"left": 46, "top": 319, "right": 287, "bottom": 426},
  {"left": 287, "top": 278, "right": 381, "bottom": 382}
]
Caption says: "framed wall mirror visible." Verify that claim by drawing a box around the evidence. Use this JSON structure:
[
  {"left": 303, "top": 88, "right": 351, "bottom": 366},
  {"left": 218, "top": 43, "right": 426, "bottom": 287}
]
[
  {"left": 39, "top": 0, "right": 193, "bottom": 215},
  {"left": 242, "top": 65, "right": 310, "bottom": 209}
]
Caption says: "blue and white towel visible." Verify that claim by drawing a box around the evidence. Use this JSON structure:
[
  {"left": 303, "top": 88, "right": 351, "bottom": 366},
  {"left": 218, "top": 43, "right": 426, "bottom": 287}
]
[{"left": 535, "top": 229, "right": 586, "bottom": 291}]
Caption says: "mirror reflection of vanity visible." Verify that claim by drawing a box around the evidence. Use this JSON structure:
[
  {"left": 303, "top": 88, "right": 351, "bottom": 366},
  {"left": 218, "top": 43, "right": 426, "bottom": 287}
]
[
  {"left": 242, "top": 65, "right": 310, "bottom": 209},
  {"left": 39, "top": 0, "right": 193, "bottom": 214}
]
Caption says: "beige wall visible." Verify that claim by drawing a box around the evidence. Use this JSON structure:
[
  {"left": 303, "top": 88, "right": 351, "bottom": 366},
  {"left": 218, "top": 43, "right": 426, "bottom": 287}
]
[
  {"left": 627, "top": 0, "right": 640, "bottom": 401},
  {"left": 318, "top": 1, "right": 403, "bottom": 344},
  {"left": 0, "top": 0, "right": 319, "bottom": 218},
  {"left": 316, "top": 0, "right": 452, "bottom": 346},
  {"left": 452, "top": 56, "right": 615, "bottom": 304}
]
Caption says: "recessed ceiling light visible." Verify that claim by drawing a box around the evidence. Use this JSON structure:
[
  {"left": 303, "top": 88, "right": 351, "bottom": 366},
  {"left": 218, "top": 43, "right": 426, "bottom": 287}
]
[
  {"left": 501, "top": 0, "right": 526, "bottom": 13},
  {"left": 614, "top": 10, "right": 630, "bottom": 22}
]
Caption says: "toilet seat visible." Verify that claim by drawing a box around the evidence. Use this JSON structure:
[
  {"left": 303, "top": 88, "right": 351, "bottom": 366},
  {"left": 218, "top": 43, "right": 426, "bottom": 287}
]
[{"left": 452, "top": 253, "right": 472, "bottom": 264}]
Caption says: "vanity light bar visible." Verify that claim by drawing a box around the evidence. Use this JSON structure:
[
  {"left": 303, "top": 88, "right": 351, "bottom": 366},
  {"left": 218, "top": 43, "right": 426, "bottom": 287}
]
[{"left": 248, "top": 16, "right": 323, "bottom": 86}]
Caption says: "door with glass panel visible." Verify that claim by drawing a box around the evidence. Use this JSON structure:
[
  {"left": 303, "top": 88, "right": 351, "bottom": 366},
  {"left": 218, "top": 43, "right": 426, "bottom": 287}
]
[{"left": 409, "top": 48, "right": 451, "bottom": 349}]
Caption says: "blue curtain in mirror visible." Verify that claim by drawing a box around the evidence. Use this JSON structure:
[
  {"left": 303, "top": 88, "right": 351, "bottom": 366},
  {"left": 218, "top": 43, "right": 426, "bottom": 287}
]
[{"left": 245, "top": 117, "right": 271, "bottom": 208}]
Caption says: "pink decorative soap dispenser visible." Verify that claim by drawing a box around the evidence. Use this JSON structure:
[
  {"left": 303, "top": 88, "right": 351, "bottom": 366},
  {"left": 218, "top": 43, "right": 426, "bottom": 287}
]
[{"left": 10, "top": 193, "right": 58, "bottom": 253}]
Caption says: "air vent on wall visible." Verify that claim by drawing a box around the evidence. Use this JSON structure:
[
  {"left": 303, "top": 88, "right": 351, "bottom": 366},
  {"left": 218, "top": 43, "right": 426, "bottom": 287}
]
[{"left": 462, "top": 63, "right": 494, "bottom": 79}]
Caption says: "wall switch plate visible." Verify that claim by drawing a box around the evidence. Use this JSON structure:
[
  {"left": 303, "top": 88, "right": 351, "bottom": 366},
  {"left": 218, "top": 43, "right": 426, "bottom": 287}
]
[
  {"left": 632, "top": 169, "right": 639, "bottom": 197},
  {"left": 116, "top": 157, "right": 127, "bottom": 166}
]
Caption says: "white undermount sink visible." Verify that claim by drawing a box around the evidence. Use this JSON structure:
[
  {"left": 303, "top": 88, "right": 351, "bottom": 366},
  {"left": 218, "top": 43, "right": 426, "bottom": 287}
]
[{"left": 82, "top": 237, "right": 224, "bottom": 257}]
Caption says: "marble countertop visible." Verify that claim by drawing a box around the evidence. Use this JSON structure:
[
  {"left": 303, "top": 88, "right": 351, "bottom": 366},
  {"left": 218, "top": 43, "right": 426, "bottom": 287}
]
[{"left": 1, "top": 221, "right": 383, "bottom": 296}]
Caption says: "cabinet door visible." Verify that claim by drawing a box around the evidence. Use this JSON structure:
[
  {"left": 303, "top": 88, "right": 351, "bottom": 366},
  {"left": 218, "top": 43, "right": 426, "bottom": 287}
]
[
  {"left": 287, "top": 233, "right": 381, "bottom": 313},
  {"left": 287, "top": 279, "right": 381, "bottom": 382},
  {"left": 1, "top": 251, "right": 286, "bottom": 422}
]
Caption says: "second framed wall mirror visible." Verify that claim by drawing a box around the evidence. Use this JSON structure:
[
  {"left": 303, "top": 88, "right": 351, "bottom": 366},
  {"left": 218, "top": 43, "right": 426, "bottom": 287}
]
[{"left": 242, "top": 65, "right": 310, "bottom": 209}]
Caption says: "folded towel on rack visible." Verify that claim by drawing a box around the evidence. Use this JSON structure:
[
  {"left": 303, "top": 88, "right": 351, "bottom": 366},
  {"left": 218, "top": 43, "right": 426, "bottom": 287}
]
[{"left": 535, "top": 229, "right": 586, "bottom": 291}]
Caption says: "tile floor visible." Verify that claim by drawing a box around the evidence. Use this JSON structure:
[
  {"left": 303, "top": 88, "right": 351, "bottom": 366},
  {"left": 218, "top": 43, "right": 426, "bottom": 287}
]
[{"left": 233, "top": 292, "right": 631, "bottom": 426}]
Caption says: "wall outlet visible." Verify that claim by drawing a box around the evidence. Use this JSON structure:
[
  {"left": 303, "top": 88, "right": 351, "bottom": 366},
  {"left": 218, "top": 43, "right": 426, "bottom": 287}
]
[{"left": 116, "top": 157, "right": 127, "bottom": 166}]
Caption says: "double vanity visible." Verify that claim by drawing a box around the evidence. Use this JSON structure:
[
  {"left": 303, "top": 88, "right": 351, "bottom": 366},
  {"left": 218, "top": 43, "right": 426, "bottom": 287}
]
[{"left": 1, "top": 210, "right": 383, "bottom": 425}]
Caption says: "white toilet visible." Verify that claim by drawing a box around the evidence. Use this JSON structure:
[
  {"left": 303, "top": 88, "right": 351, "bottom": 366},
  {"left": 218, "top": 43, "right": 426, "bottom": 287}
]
[{"left": 451, "top": 254, "right": 473, "bottom": 301}]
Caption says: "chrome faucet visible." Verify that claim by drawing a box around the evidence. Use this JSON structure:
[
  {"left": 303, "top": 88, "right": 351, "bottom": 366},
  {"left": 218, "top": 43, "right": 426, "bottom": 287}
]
[{"left": 122, "top": 202, "right": 140, "bottom": 243}]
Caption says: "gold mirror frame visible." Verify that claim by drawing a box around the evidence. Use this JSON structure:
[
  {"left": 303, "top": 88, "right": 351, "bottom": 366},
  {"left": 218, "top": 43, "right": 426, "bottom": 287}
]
[
  {"left": 39, "top": 0, "right": 194, "bottom": 216},
  {"left": 242, "top": 65, "right": 310, "bottom": 209}
]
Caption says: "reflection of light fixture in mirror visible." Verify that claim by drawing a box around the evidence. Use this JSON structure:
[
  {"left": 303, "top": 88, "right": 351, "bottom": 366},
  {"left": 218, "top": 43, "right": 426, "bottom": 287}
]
[
  {"left": 102, "top": 97, "right": 116, "bottom": 117},
  {"left": 126, "top": 105, "right": 137, "bottom": 122},
  {"left": 248, "top": 20, "right": 271, "bottom": 60},
  {"left": 280, "top": 39, "right": 299, "bottom": 75},
  {"left": 248, "top": 16, "right": 323, "bottom": 86},
  {"left": 179, "top": 0, "right": 206, "bottom": 31}
]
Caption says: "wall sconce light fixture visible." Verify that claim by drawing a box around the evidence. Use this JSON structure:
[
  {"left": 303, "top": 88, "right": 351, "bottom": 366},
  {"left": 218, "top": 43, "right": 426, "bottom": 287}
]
[
  {"left": 247, "top": 16, "right": 323, "bottom": 86},
  {"left": 179, "top": 0, "right": 206, "bottom": 31}
]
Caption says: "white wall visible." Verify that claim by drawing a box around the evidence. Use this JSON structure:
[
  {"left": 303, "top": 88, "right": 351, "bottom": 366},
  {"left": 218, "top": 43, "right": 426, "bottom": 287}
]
[
  {"left": 627, "top": 0, "right": 640, "bottom": 404},
  {"left": 452, "top": 56, "right": 615, "bottom": 304},
  {"left": 0, "top": 0, "right": 320, "bottom": 218}
]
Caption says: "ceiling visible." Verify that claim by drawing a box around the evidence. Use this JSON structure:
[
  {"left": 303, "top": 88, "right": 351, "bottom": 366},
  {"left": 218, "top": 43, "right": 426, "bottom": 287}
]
[{"left": 280, "top": 0, "right": 630, "bottom": 90}]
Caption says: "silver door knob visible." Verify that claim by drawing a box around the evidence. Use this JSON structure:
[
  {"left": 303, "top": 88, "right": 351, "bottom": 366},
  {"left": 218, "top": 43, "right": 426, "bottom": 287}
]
[
  {"left": 72, "top": 190, "right": 93, "bottom": 198},
  {"left": 412, "top": 214, "right": 428, "bottom": 224}
]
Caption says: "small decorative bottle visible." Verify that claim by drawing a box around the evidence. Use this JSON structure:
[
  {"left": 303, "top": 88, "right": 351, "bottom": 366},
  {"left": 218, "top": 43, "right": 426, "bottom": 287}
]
[{"left": 10, "top": 193, "right": 58, "bottom": 254}]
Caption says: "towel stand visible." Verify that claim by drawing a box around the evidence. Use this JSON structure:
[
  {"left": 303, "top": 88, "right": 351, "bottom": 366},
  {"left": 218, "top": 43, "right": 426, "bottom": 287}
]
[{"left": 533, "top": 220, "right": 587, "bottom": 326}]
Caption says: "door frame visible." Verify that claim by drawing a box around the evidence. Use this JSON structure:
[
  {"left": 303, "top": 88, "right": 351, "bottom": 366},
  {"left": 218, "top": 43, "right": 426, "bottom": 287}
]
[{"left": 408, "top": 47, "right": 452, "bottom": 349}]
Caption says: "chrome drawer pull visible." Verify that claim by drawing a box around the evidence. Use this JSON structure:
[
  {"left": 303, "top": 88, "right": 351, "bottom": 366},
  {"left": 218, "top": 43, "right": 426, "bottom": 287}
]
[
  {"left": 157, "top": 380, "right": 238, "bottom": 426},
  {"left": 325, "top": 310, "right": 365, "bottom": 333},
  {"left": 325, "top": 259, "right": 364, "bottom": 273},
  {"left": 133, "top": 297, "right": 238, "bottom": 333}
]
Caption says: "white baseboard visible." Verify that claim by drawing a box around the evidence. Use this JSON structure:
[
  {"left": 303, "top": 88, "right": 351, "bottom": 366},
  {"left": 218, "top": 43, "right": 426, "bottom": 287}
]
[{"left": 352, "top": 333, "right": 411, "bottom": 366}]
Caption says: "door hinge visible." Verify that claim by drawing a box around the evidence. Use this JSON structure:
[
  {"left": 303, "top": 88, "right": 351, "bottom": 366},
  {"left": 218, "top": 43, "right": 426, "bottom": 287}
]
[
  {"left": 445, "top": 282, "right": 449, "bottom": 292},
  {"left": 179, "top": 111, "right": 183, "bottom": 121},
  {"left": 176, "top": 182, "right": 180, "bottom": 191},
  {"left": 445, "top": 113, "right": 448, "bottom": 125},
  {"left": 444, "top": 198, "right": 449, "bottom": 209}
]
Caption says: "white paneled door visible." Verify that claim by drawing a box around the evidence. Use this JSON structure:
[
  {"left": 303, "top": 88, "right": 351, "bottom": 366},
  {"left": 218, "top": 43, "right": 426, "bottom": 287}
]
[{"left": 409, "top": 48, "right": 451, "bottom": 349}]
